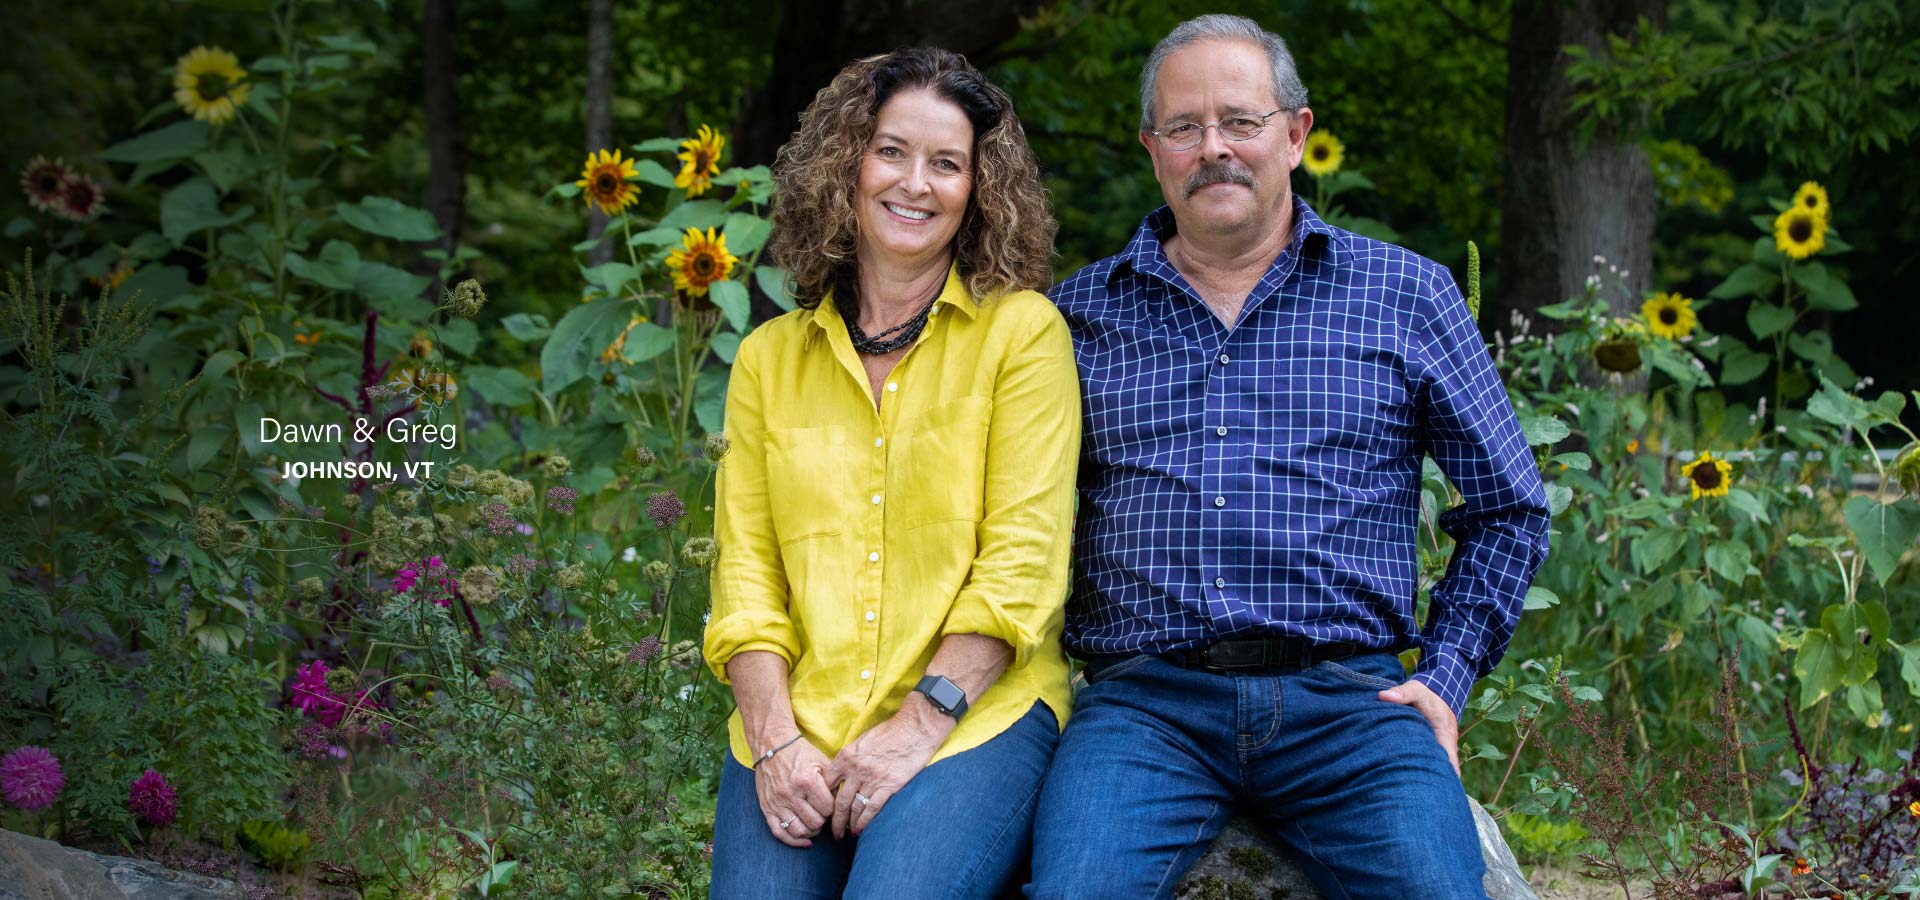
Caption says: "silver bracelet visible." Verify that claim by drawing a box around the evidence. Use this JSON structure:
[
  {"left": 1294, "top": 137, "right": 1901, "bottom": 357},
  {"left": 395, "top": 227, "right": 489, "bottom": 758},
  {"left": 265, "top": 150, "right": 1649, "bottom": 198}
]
[{"left": 751, "top": 733, "right": 803, "bottom": 770}]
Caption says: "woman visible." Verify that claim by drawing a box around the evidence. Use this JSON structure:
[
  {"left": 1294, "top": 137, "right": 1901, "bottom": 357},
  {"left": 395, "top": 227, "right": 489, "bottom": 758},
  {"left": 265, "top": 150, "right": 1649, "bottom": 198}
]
[{"left": 702, "top": 47, "right": 1078, "bottom": 899}]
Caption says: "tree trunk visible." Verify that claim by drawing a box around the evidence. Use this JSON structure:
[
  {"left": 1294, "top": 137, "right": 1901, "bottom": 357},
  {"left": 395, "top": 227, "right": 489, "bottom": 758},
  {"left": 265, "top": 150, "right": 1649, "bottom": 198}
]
[
  {"left": 422, "top": 0, "right": 466, "bottom": 287},
  {"left": 585, "top": 0, "right": 614, "bottom": 266},
  {"left": 732, "top": 0, "right": 1045, "bottom": 167},
  {"left": 1495, "top": 0, "right": 1667, "bottom": 333}
]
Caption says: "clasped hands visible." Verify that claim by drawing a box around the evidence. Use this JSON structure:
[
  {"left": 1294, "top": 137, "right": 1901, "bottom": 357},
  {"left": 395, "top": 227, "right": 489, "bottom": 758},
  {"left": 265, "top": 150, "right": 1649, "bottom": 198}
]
[{"left": 753, "top": 704, "right": 950, "bottom": 848}]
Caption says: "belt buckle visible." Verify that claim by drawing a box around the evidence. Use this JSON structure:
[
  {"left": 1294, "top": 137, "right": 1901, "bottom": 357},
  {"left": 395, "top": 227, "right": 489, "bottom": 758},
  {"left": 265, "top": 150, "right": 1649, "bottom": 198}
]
[{"left": 1202, "top": 641, "right": 1266, "bottom": 670}]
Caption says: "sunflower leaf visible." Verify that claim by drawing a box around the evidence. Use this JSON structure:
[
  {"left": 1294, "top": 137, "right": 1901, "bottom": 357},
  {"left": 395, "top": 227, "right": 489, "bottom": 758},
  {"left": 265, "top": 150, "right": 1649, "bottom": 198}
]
[
  {"left": 755, "top": 265, "right": 796, "bottom": 312},
  {"left": 464, "top": 366, "right": 537, "bottom": 407},
  {"left": 1518, "top": 415, "right": 1570, "bottom": 447},
  {"left": 722, "top": 213, "right": 772, "bottom": 257},
  {"left": 1792, "top": 262, "right": 1857, "bottom": 311},
  {"left": 1725, "top": 487, "right": 1770, "bottom": 524},
  {"left": 659, "top": 200, "right": 727, "bottom": 232},
  {"left": 337, "top": 196, "right": 442, "bottom": 242},
  {"left": 1842, "top": 495, "right": 1920, "bottom": 586},
  {"left": 161, "top": 180, "right": 253, "bottom": 245},
  {"left": 1707, "top": 264, "right": 1774, "bottom": 300},
  {"left": 541, "top": 297, "right": 634, "bottom": 395},
  {"left": 99, "top": 120, "right": 209, "bottom": 163},
  {"left": 710, "top": 280, "right": 751, "bottom": 333},
  {"left": 1788, "top": 331, "right": 1833, "bottom": 365},
  {"left": 709, "top": 330, "right": 742, "bottom": 364},
  {"left": 1717, "top": 344, "right": 1769, "bottom": 386},
  {"left": 632, "top": 138, "right": 681, "bottom": 154},
  {"left": 1705, "top": 541, "right": 1753, "bottom": 585},
  {"left": 634, "top": 160, "right": 676, "bottom": 189},
  {"left": 284, "top": 241, "right": 362, "bottom": 292},
  {"left": 621, "top": 323, "right": 676, "bottom": 364},
  {"left": 1745, "top": 301, "right": 1794, "bottom": 339}
]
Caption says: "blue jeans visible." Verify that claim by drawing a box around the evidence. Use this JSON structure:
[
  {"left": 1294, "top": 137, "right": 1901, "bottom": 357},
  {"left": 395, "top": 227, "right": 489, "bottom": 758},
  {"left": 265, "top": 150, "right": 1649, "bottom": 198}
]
[
  {"left": 711, "top": 700, "right": 1057, "bottom": 900},
  {"left": 1026, "top": 653, "right": 1490, "bottom": 900}
]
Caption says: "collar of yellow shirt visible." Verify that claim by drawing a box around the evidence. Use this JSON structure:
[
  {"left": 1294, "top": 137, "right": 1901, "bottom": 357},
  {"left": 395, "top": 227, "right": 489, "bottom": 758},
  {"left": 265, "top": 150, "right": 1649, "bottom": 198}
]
[{"left": 803, "top": 262, "right": 981, "bottom": 353}]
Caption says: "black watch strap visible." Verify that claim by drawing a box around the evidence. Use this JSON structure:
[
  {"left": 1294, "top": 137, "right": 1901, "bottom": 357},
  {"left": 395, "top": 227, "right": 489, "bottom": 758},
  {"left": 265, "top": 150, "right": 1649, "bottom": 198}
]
[{"left": 914, "top": 674, "right": 970, "bottom": 721}]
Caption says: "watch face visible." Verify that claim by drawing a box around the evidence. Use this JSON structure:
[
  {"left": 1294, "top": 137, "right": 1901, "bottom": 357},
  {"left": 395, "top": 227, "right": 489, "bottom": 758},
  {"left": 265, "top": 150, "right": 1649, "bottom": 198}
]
[{"left": 930, "top": 680, "right": 964, "bottom": 711}]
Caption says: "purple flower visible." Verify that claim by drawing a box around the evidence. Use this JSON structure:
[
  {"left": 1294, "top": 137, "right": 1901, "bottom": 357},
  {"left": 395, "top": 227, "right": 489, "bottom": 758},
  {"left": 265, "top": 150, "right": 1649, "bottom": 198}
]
[
  {"left": 483, "top": 502, "right": 519, "bottom": 536},
  {"left": 290, "top": 660, "right": 346, "bottom": 727},
  {"left": 627, "top": 635, "right": 664, "bottom": 665},
  {"left": 295, "top": 723, "right": 335, "bottom": 760},
  {"left": 646, "top": 491, "right": 686, "bottom": 529},
  {"left": 1, "top": 745, "right": 65, "bottom": 811},
  {"left": 546, "top": 485, "right": 579, "bottom": 516},
  {"left": 394, "top": 556, "right": 456, "bottom": 607},
  {"left": 129, "top": 769, "right": 178, "bottom": 826}
]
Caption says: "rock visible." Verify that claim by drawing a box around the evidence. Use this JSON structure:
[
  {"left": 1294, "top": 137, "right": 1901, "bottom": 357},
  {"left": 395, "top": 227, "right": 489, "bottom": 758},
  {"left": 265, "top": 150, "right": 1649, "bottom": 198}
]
[
  {"left": 1174, "top": 798, "right": 1538, "bottom": 900},
  {"left": 0, "top": 829, "right": 239, "bottom": 900}
]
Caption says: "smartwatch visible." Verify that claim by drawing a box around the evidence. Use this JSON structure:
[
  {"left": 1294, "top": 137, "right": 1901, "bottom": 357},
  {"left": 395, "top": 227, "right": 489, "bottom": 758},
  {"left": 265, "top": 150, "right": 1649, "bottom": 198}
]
[{"left": 913, "top": 674, "right": 970, "bottom": 721}]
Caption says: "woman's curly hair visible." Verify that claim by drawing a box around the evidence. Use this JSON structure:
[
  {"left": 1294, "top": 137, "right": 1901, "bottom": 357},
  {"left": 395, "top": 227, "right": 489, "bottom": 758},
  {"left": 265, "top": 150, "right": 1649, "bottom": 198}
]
[{"left": 768, "top": 47, "right": 1056, "bottom": 309}]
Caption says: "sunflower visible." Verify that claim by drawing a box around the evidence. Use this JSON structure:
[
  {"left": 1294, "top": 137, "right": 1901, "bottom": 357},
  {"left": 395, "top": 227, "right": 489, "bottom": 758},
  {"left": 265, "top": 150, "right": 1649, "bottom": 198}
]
[
  {"left": 576, "top": 148, "right": 640, "bottom": 216},
  {"left": 173, "top": 46, "right": 251, "bottom": 126},
  {"left": 87, "top": 261, "right": 132, "bottom": 293},
  {"left": 1302, "top": 132, "right": 1344, "bottom": 177},
  {"left": 1773, "top": 207, "right": 1826, "bottom": 260},
  {"left": 19, "top": 156, "right": 74, "bottom": 213},
  {"left": 56, "top": 173, "right": 106, "bottom": 223},
  {"left": 1791, "top": 181, "right": 1829, "bottom": 221},
  {"left": 1641, "top": 293, "right": 1696, "bottom": 340},
  {"left": 666, "top": 227, "right": 737, "bottom": 297},
  {"left": 1679, "top": 450, "right": 1733, "bottom": 501},
  {"left": 675, "top": 125, "right": 725, "bottom": 198}
]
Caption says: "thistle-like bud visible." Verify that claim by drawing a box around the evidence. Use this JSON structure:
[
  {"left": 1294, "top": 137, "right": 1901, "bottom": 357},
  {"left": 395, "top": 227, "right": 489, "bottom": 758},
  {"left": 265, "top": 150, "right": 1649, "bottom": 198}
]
[
  {"left": 192, "top": 506, "right": 228, "bottom": 550},
  {"left": 704, "top": 431, "right": 731, "bottom": 463},
  {"left": 294, "top": 576, "right": 325, "bottom": 603},
  {"left": 642, "top": 560, "right": 672, "bottom": 583},
  {"left": 543, "top": 455, "right": 572, "bottom": 479},
  {"left": 448, "top": 279, "right": 488, "bottom": 319},
  {"left": 681, "top": 537, "right": 718, "bottom": 569}
]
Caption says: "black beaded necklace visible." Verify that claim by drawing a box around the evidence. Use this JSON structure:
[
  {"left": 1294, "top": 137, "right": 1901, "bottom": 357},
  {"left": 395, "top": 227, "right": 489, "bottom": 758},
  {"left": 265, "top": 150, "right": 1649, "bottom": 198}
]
[{"left": 837, "top": 274, "right": 944, "bottom": 356}]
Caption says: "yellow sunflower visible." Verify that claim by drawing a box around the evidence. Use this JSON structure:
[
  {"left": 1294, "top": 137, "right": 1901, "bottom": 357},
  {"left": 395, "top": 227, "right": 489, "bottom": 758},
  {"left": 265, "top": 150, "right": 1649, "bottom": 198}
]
[
  {"left": 676, "top": 125, "right": 725, "bottom": 198},
  {"left": 1773, "top": 207, "right": 1826, "bottom": 260},
  {"left": 173, "top": 46, "right": 251, "bottom": 126},
  {"left": 1641, "top": 293, "right": 1696, "bottom": 340},
  {"left": 599, "top": 314, "right": 648, "bottom": 364},
  {"left": 1302, "top": 132, "right": 1344, "bottom": 177},
  {"left": 1790, "top": 181, "right": 1829, "bottom": 221},
  {"left": 666, "top": 227, "right": 737, "bottom": 297},
  {"left": 1679, "top": 450, "right": 1733, "bottom": 501},
  {"left": 576, "top": 148, "right": 640, "bottom": 216}
]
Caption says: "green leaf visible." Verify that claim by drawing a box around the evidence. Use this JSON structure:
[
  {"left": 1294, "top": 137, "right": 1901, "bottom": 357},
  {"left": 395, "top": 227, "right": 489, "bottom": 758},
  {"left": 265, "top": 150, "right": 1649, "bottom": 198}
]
[
  {"left": 1518, "top": 415, "right": 1570, "bottom": 447},
  {"left": 710, "top": 279, "right": 751, "bottom": 333},
  {"left": 1523, "top": 585, "right": 1559, "bottom": 611},
  {"left": 634, "top": 159, "right": 676, "bottom": 189},
  {"left": 439, "top": 319, "right": 479, "bottom": 357},
  {"left": 1805, "top": 377, "right": 1862, "bottom": 429},
  {"left": 118, "top": 265, "right": 195, "bottom": 309},
  {"left": 501, "top": 313, "right": 551, "bottom": 342},
  {"left": 755, "top": 265, "right": 796, "bottom": 311},
  {"left": 160, "top": 180, "right": 253, "bottom": 245},
  {"left": 1708, "top": 264, "right": 1774, "bottom": 300},
  {"left": 547, "top": 182, "right": 582, "bottom": 200},
  {"left": 199, "top": 349, "right": 246, "bottom": 383},
  {"left": 1820, "top": 605, "right": 1878, "bottom": 687},
  {"left": 1860, "top": 600, "right": 1891, "bottom": 647},
  {"left": 1745, "top": 301, "right": 1794, "bottom": 339},
  {"left": 621, "top": 323, "right": 676, "bottom": 364},
  {"left": 627, "top": 226, "right": 683, "bottom": 248},
  {"left": 632, "top": 137, "right": 681, "bottom": 154},
  {"left": 1633, "top": 526, "right": 1688, "bottom": 575},
  {"left": 1718, "top": 343, "right": 1769, "bottom": 386},
  {"left": 1896, "top": 641, "right": 1920, "bottom": 700},
  {"left": 336, "top": 196, "right": 442, "bottom": 242},
  {"left": 187, "top": 424, "right": 232, "bottom": 473},
  {"left": 235, "top": 402, "right": 266, "bottom": 456},
  {"left": 1550, "top": 452, "right": 1592, "bottom": 471},
  {"left": 1787, "top": 331, "right": 1833, "bottom": 365},
  {"left": 1841, "top": 495, "right": 1920, "bottom": 586},
  {"left": 580, "top": 262, "right": 640, "bottom": 297},
  {"left": 194, "top": 148, "right": 254, "bottom": 193},
  {"left": 1725, "top": 487, "right": 1769, "bottom": 524},
  {"left": 284, "top": 240, "right": 362, "bottom": 292},
  {"left": 463, "top": 366, "right": 537, "bottom": 406},
  {"left": 722, "top": 212, "right": 773, "bottom": 257},
  {"left": 99, "top": 120, "right": 209, "bottom": 163},
  {"left": 1544, "top": 483, "right": 1573, "bottom": 516},
  {"left": 354, "top": 261, "right": 432, "bottom": 305},
  {"left": 710, "top": 330, "right": 743, "bottom": 364},
  {"left": 540, "top": 297, "right": 634, "bottom": 395},
  {"left": 694, "top": 365, "right": 730, "bottom": 434},
  {"left": 1793, "top": 629, "right": 1844, "bottom": 709},
  {"left": 659, "top": 200, "right": 727, "bottom": 232},
  {"left": 1705, "top": 541, "right": 1752, "bottom": 585},
  {"left": 1792, "top": 262, "right": 1857, "bottom": 311}
]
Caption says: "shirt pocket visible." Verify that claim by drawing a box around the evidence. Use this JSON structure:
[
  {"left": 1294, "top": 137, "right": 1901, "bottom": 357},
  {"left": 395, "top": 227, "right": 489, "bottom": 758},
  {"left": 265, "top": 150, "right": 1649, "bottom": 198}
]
[
  {"left": 900, "top": 395, "right": 992, "bottom": 530},
  {"left": 767, "top": 425, "right": 852, "bottom": 544}
]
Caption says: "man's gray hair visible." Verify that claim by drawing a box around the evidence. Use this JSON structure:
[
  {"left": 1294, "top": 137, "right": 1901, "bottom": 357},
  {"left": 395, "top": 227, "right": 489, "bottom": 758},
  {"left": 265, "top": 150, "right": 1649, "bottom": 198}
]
[{"left": 1139, "top": 14, "right": 1309, "bottom": 131}]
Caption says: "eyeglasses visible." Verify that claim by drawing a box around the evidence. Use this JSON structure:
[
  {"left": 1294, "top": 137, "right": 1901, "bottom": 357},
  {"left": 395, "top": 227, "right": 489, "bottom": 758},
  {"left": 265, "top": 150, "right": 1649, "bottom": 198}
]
[{"left": 1150, "top": 109, "right": 1289, "bottom": 151}]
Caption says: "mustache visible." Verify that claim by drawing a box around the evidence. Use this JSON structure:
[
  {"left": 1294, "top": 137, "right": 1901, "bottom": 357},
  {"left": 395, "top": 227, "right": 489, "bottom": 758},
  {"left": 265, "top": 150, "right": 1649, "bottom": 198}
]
[{"left": 1183, "top": 161, "right": 1257, "bottom": 198}]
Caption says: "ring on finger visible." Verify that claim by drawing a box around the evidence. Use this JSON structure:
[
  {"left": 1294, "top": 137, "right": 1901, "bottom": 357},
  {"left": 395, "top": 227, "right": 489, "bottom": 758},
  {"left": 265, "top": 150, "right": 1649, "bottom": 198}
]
[
  {"left": 779, "top": 816, "right": 796, "bottom": 829},
  {"left": 854, "top": 792, "right": 871, "bottom": 806}
]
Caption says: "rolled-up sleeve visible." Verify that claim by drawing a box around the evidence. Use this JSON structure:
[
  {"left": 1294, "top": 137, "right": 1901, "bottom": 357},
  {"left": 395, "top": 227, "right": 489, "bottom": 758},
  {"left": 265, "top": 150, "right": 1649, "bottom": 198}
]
[
  {"left": 703, "top": 331, "right": 799, "bottom": 684},
  {"left": 1409, "top": 268, "right": 1552, "bottom": 717},
  {"left": 941, "top": 307, "right": 1082, "bottom": 671}
]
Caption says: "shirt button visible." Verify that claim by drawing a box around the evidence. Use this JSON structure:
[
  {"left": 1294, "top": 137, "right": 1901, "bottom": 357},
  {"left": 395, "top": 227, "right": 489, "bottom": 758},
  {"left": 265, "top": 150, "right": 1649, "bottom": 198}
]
[
  {"left": 865, "top": 611, "right": 876, "bottom": 622},
  {"left": 1214, "top": 496, "right": 1226, "bottom": 508},
  {"left": 886, "top": 382, "right": 898, "bottom": 393},
  {"left": 871, "top": 494, "right": 882, "bottom": 505},
  {"left": 1214, "top": 577, "right": 1226, "bottom": 589},
  {"left": 1218, "top": 354, "right": 1230, "bottom": 365},
  {"left": 860, "top": 669, "right": 872, "bottom": 680},
  {"left": 874, "top": 437, "right": 884, "bottom": 448},
  {"left": 869, "top": 551, "right": 880, "bottom": 562},
  {"left": 1215, "top": 426, "right": 1228, "bottom": 437}
]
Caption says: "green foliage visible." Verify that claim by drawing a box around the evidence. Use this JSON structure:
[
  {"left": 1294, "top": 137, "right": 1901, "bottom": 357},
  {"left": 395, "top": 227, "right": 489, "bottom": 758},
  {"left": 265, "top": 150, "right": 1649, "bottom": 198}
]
[
  {"left": 1499, "top": 812, "right": 1589, "bottom": 862},
  {"left": 240, "top": 818, "right": 313, "bottom": 871}
]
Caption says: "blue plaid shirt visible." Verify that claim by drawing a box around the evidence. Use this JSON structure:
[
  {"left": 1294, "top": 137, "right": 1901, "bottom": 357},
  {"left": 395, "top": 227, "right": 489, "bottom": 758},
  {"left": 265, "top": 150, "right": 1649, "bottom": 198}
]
[{"left": 1050, "top": 198, "right": 1550, "bottom": 716}]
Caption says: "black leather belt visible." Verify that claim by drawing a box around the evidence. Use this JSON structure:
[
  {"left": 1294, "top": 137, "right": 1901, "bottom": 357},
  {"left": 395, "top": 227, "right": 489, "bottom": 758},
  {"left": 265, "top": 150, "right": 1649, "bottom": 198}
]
[{"left": 1169, "top": 637, "right": 1361, "bottom": 672}]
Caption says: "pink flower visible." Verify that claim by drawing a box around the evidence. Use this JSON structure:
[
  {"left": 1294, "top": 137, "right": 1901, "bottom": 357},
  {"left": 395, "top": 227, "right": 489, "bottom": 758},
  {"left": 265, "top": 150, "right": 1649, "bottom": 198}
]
[
  {"left": 394, "top": 556, "right": 456, "bottom": 607},
  {"left": 129, "top": 769, "right": 178, "bottom": 826},
  {"left": 1, "top": 745, "right": 66, "bottom": 811},
  {"left": 290, "top": 660, "right": 347, "bottom": 727}
]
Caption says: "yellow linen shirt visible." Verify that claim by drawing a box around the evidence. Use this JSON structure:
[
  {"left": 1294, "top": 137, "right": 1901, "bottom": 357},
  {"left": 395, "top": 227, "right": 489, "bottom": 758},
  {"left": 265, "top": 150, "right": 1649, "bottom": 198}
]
[{"left": 704, "top": 265, "right": 1080, "bottom": 768}]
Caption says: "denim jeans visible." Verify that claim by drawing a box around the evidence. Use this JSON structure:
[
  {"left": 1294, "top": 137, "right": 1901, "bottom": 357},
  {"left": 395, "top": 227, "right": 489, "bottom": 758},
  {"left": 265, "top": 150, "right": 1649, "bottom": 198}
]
[
  {"left": 1026, "top": 653, "right": 1491, "bottom": 900},
  {"left": 711, "top": 700, "right": 1057, "bottom": 900}
]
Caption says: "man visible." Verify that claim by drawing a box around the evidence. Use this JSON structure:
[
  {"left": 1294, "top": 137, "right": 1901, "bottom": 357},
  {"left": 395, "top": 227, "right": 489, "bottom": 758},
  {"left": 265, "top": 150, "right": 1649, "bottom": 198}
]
[{"left": 1028, "top": 14, "right": 1550, "bottom": 900}]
